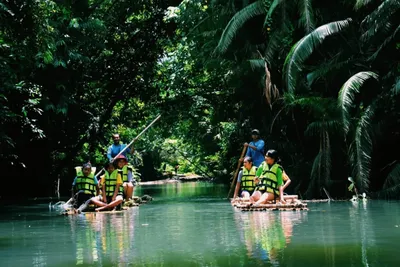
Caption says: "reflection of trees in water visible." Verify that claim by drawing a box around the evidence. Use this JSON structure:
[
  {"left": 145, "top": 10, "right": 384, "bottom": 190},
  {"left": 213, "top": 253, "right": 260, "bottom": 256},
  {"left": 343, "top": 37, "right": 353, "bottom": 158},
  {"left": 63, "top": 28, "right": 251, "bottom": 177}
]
[
  {"left": 136, "top": 182, "right": 226, "bottom": 200},
  {"left": 233, "top": 211, "right": 307, "bottom": 265},
  {"left": 349, "top": 201, "right": 375, "bottom": 267},
  {"left": 68, "top": 209, "right": 138, "bottom": 265}
]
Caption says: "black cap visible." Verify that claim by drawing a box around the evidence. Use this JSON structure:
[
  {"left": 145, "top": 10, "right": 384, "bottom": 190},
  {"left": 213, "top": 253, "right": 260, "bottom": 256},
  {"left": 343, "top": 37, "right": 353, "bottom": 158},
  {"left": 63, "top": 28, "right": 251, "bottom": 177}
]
[{"left": 251, "top": 129, "right": 260, "bottom": 135}]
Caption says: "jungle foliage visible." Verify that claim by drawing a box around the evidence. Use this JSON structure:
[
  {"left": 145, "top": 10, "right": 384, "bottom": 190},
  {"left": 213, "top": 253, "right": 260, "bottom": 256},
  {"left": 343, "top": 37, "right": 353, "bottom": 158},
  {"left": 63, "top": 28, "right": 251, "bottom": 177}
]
[{"left": 1, "top": 0, "right": 399, "bottom": 199}]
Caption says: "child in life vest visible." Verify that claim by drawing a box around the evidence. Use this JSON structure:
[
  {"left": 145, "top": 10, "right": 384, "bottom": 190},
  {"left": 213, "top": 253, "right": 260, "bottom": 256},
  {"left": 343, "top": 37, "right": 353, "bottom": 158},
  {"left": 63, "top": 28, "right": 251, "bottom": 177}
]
[
  {"left": 72, "top": 162, "right": 104, "bottom": 213},
  {"left": 96, "top": 162, "right": 124, "bottom": 211},
  {"left": 233, "top": 156, "right": 258, "bottom": 199}
]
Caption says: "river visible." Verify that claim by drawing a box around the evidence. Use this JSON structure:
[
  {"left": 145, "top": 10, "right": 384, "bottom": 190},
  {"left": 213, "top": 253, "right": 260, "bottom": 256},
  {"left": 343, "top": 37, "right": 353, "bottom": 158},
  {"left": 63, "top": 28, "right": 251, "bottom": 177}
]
[{"left": 1, "top": 182, "right": 399, "bottom": 266}]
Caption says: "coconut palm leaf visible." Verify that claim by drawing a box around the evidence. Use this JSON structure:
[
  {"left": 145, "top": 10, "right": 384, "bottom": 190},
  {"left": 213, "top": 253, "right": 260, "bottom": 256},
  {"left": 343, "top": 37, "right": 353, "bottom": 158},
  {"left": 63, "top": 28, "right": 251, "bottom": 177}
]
[
  {"left": 298, "top": 0, "right": 315, "bottom": 33},
  {"left": 263, "top": 0, "right": 284, "bottom": 27},
  {"left": 376, "top": 163, "right": 400, "bottom": 198},
  {"left": 305, "top": 119, "right": 342, "bottom": 137},
  {"left": 337, "top": 71, "right": 379, "bottom": 133},
  {"left": 355, "top": 0, "right": 378, "bottom": 10},
  {"left": 393, "top": 77, "right": 400, "bottom": 95},
  {"left": 248, "top": 59, "right": 265, "bottom": 71},
  {"left": 215, "top": 0, "right": 267, "bottom": 54},
  {"left": 350, "top": 103, "right": 375, "bottom": 193},
  {"left": 361, "top": 0, "right": 400, "bottom": 28},
  {"left": 368, "top": 25, "right": 400, "bottom": 61},
  {"left": 283, "top": 18, "right": 352, "bottom": 92},
  {"left": 306, "top": 56, "right": 354, "bottom": 86}
]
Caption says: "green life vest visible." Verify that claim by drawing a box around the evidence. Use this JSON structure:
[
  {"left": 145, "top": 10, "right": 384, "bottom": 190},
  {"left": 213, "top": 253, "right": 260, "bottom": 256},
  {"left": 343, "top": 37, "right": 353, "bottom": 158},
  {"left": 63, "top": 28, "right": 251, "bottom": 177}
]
[
  {"left": 240, "top": 166, "right": 257, "bottom": 192},
  {"left": 121, "top": 165, "right": 134, "bottom": 183},
  {"left": 104, "top": 170, "right": 123, "bottom": 197},
  {"left": 75, "top": 171, "right": 96, "bottom": 195},
  {"left": 257, "top": 163, "right": 280, "bottom": 196}
]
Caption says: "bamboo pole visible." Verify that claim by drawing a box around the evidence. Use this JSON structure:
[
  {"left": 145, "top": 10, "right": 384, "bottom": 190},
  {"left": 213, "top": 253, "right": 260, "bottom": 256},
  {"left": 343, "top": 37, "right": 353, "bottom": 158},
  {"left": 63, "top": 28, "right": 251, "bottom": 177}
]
[{"left": 227, "top": 145, "right": 247, "bottom": 199}]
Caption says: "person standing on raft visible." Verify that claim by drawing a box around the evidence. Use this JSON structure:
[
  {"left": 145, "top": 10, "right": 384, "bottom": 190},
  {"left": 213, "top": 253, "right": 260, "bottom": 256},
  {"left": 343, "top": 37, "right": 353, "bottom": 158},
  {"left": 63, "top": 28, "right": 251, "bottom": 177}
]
[
  {"left": 250, "top": 150, "right": 286, "bottom": 205},
  {"left": 233, "top": 156, "right": 258, "bottom": 199},
  {"left": 243, "top": 129, "right": 265, "bottom": 167},
  {"left": 107, "top": 133, "right": 134, "bottom": 162}
]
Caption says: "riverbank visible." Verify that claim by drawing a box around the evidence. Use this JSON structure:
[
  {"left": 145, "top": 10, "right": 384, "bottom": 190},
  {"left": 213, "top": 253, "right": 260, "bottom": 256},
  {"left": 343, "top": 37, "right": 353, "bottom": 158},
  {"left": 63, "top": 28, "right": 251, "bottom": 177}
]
[{"left": 139, "top": 173, "right": 207, "bottom": 185}]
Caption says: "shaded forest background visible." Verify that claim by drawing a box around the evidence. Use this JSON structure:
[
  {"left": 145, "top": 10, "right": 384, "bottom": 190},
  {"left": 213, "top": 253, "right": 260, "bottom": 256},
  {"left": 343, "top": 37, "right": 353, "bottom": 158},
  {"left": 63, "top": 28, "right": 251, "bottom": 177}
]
[{"left": 1, "top": 0, "right": 399, "bottom": 199}]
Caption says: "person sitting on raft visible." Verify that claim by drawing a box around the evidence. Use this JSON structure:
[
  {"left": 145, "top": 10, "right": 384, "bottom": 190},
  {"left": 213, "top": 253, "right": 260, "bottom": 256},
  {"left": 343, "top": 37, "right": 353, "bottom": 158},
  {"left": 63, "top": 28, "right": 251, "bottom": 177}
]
[
  {"left": 96, "top": 162, "right": 124, "bottom": 212},
  {"left": 114, "top": 155, "right": 137, "bottom": 201},
  {"left": 233, "top": 156, "right": 258, "bottom": 199},
  {"left": 72, "top": 162, "right": 104, "bottom": 213},
  {"left": 249, "top": 150, "right": 286, "bottom": 205}
]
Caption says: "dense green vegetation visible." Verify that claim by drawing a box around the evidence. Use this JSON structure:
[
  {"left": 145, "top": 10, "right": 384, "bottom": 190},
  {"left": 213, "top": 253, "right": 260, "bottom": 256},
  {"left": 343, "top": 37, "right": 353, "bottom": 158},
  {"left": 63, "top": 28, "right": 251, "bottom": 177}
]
[{"left": 1, "top": 0, "right": 399, "bottom": 199}]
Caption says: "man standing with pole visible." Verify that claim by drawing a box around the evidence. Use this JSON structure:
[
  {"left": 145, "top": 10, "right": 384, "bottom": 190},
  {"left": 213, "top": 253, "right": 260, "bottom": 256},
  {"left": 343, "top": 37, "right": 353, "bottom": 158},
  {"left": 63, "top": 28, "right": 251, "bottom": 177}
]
[
  {"left": 107, "top": 133, "right": 134, "bottom": 162},
  {"left": 243, "top": 129, "right": 265, "bottom": 167}
]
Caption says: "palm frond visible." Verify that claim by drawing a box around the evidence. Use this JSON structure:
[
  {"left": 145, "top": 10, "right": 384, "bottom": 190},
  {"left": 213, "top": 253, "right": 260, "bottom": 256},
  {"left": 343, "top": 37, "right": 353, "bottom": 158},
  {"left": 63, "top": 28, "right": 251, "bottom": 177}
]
[
  {"left": 248, "top": 59, "right": 265, "bottom": 71},
  {"left": 305, "top": 131, "right": 331, "bottom": 198},
  {"left": 284, "top": 93, "right": 338, "bottom": 117},
  {"left": 362, "top": 0, "right": 400, "bottom": 28},
  {"left": 337, "top": 71, "right": 379, "bottom": 133},
  {"left": 307, "top": 56, "right": 354, "bottom": 86},
  {"left": 298, "top": 0, "right": 315, "bottom": 33},
  {"left": 393, "top": 77, "right": 400, "bottom": 95},
  {"left": 368, "top": 24, "right": 400, "bottom": 61},
  {"left": 305, "top": 119, "right": 342, "bottom": 137},
  {"left": 351, "top": 103, "right": 376, "bottom": 193},
  {"left": 215, "top": 0, "right": 267, "bottom": 54},
  {"left": 283, "top": 19, "right": 352, "bottom": 92},
  {"left": 376, "top": 163, "right": 400, "bottom": 198},
  {"left": 355, "top": 0, "right": 377, "bottom": 10},
  {"left": 263, "top": 0, "right": 284, "bottom": 27}
]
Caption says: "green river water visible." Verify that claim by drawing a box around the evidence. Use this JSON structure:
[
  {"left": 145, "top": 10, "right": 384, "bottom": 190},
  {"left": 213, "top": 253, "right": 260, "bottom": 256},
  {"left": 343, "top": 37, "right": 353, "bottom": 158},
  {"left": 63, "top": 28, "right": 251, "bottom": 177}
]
[{"left": 1, "top": 182, "right": 400, "bottom": 266}]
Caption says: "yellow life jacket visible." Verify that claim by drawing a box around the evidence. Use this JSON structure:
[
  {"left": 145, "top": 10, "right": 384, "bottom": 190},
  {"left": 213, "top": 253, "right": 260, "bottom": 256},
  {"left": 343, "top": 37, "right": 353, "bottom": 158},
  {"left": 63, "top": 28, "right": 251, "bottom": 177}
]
[
  {"left": 256, "top": 163, "right": 280, "bottom": 196},
  {"left": 121, "top": 165, "right": 134, "bottom": 183},
  {"left": 240, "top": 166, "right": 257, "bottom": 192},
  {"left": 75, "top": 171, "right": 96, "bottom": 195},
  {"left": 104, "top": 170, "right": 123, "bottom": 197}
]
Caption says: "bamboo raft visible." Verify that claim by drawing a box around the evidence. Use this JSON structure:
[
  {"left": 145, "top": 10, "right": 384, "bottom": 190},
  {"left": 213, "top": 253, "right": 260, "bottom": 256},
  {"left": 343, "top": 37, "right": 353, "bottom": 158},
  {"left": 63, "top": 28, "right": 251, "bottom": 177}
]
[
  {"left": 61, "top": 195, "right": 153, "bottom": 215},
  {"left": 231, "top": 195, "right": 309, "bottom": 211}
]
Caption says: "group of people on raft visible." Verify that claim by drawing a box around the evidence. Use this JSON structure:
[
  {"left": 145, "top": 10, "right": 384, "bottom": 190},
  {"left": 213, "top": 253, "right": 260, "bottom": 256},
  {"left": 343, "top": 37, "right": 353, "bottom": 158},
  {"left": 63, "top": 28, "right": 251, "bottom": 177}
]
[
  {"left": 233, "top": 129, "right": 291, "bottom": 205},
  {"left": 71, "top": 133, "right": 137, "bottom": 213}
]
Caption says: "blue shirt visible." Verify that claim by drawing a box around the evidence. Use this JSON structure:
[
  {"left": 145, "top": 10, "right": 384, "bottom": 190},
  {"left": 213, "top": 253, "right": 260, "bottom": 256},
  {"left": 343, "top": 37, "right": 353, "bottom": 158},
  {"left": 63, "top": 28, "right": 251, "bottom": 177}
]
[
  {"left": 107, "top": 144, "right": 131, "bottom": 161},
  {"left": 245, "top": 139, "right": 265, "bottom": 167},
  {"left": 72, "top": 176, "right": 98, "bottom": 186}
]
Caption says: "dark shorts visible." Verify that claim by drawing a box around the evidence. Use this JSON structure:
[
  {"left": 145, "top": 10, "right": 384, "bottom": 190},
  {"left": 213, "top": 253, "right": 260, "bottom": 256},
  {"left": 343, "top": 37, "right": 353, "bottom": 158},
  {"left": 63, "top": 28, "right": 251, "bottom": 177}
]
[{"left": 74, "top": 193, "right": 93, "bottom": 208}]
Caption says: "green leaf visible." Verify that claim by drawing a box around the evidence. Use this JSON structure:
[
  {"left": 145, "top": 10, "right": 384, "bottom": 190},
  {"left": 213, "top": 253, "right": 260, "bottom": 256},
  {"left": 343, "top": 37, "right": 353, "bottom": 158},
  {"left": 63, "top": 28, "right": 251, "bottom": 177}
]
[
  {"left": 337, "top": 71, "right": 379, "bottom": 133},
  {"left": 215, "top": 0, "right": 267, "bottom": 54},
  {"left": 283, "top": 18, "right": 352, "bottom": 92}
]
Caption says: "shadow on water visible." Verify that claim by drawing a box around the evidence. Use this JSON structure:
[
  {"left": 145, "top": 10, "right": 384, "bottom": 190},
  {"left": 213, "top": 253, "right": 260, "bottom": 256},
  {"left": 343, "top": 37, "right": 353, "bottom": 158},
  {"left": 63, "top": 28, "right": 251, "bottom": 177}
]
[{"left": 1, "top": 182, "right": 400, "bottom": 266}]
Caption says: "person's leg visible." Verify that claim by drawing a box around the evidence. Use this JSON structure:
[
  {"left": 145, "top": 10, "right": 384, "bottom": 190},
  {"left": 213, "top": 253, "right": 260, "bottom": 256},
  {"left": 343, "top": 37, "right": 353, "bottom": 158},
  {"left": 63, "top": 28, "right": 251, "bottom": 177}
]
[
  {"left": 96, "top": 195, "right": 123, "bottom": 212},
  {"left": 249, "top": 191, "right": 262, "bottom": 203},
  {"left": 255, "top": 192, "right": 275, "bottom": 205},
  {"left": 241, "top": 190, "right": 250, "bottom": 199},
  {"left": 125, "top": 182, "right": 133, "bottom": 200},
  {"left": 76, "top": 194, "right": 92, "bottom": 213},
  {"left": 90, "top": 196, "right": 107, "bottom": 208}
]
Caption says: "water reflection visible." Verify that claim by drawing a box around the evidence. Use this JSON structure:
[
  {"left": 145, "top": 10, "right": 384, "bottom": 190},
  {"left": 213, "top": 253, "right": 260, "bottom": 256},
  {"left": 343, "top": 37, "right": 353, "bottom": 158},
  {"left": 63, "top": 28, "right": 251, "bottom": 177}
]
[
  {"left": 67, "top": 208, "right": 138, "bottom": 266},
  {"left": 234, "top": 211, "right": 307, "bottom": 265}
]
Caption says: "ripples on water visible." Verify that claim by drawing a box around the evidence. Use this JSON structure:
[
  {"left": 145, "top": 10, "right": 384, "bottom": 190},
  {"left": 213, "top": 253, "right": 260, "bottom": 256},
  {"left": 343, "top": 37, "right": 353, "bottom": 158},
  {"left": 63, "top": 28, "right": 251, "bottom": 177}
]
[{"left": 0, "top": 182, "right": 400, "bottom": 266}]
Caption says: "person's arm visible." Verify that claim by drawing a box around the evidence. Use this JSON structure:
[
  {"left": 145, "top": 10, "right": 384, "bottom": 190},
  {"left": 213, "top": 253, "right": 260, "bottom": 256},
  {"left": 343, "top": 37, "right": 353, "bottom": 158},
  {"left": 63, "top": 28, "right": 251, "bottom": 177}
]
[
  {"left": 127, "top": 170, "right": 133, "bottom": 182},
  {"left": 93, "top": 176, "right": 100, "bottom": 195},
  {"left": 282, "top": 171, "right": 291, "bottom": 191},
  {"left": 107, "top": 145, "right": 112, "bottom": 162},
  {"left": 276, "top": 168, "right": 285, "bottom": 203},
  {"left": 248, "top": 140, "right": 264, "bottom": 151}
]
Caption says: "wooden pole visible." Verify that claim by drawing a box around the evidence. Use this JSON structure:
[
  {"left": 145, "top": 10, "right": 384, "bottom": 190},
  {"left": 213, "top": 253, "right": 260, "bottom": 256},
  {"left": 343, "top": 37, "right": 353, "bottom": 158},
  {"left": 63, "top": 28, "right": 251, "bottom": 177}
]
[
  {"left": 94, "top": 114, "right": 162, "bottom": 177},
  {"left": 227, "top": 145, "right": 247, "bottom": 199}
]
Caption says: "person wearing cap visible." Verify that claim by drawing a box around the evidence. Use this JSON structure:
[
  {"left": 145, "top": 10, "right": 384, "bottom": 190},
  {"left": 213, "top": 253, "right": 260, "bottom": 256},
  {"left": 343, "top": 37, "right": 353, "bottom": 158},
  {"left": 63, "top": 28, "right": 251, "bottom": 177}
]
[
  {"left": 107, "top": 133, "right": 134, "bottom": 162},
  {"left": 114, "top": 154, "right": 136, "bottom": 201},
  {"left": 244, "top": 129, "right": 265, "bottom": 167}
]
